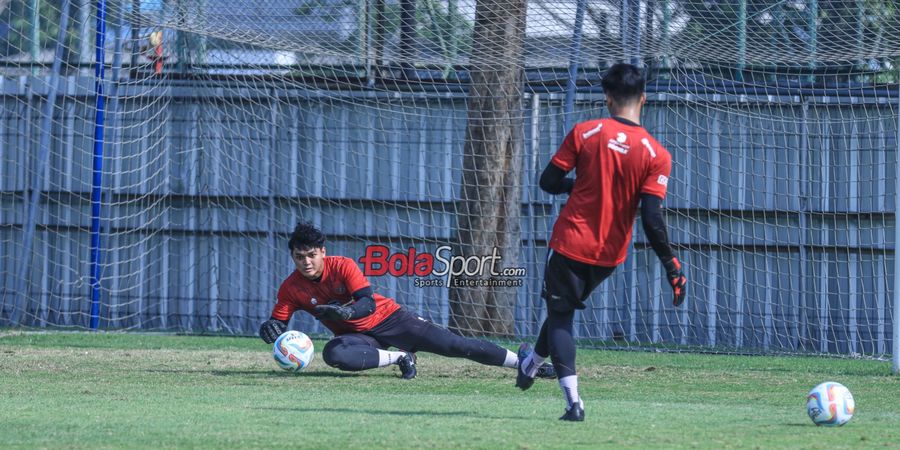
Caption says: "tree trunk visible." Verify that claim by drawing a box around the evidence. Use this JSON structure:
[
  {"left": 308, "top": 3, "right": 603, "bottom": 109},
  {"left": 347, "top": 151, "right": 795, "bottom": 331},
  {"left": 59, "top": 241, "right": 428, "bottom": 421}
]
[
  {"left": 448, "top": 0, "right": 526, "bottom": 337},
  {"left": 398, "top": 0, "right": 416, "bottom": 78}
]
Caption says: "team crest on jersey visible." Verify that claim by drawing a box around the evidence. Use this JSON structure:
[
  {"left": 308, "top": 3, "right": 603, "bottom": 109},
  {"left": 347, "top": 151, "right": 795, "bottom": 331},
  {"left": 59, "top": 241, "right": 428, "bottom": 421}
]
[
  {"left": 608, "top": 132, "right": 630, "bottom": 154},
  {"left": 311, "top": 297, "right": 318, "bottom": 305}
]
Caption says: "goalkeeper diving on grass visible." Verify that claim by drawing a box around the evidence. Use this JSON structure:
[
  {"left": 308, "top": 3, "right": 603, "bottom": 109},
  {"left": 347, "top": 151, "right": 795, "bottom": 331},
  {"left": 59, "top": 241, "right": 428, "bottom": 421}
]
[
  {"left": 259, "top": 221, "right": 556, "bottom": 381},
  {"left": 515, "top": 63, "right": 687, "bottom": 421}
]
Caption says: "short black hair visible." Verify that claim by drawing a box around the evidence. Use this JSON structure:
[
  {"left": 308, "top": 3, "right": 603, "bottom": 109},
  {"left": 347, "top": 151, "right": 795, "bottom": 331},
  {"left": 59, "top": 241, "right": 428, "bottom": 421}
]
[
  {"left": 601, "top": 63, "right": 645, "bottom": 105},
  {"left": 289, "top": 221, "right": 326, "bottom": 251}
]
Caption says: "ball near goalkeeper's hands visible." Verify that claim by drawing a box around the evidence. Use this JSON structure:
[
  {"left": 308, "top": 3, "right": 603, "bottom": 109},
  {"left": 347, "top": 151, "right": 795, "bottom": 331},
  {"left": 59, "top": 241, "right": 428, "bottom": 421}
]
[
  {"left": 259, "top": 319, "right": 286, "bottom": 344},
  {"left": 662, "top": 257, "right": 686, "bottom": 307}
]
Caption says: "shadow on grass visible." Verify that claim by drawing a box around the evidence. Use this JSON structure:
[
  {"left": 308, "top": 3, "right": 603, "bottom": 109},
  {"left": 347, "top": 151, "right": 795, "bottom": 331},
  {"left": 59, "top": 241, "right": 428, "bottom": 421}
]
[
  {"left": 262, "top": 405, "right": 529, "bottom": 420},
  {"left": 215, "top": 370, "right": 363, "bottom": 378},
  {"left": 140, "top": 369, "right": 363, "bottom": 378}
]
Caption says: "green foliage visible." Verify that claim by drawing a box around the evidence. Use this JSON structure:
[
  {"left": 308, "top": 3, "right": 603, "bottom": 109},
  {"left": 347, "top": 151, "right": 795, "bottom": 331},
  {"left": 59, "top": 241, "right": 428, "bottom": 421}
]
[
  {"left": 292, "top": 0, "right": 352, "bottom": 22},
  {"left": 1, "top": 332, "right": 898, "bottom": 449},
  {"left": 292, "top": 0, "right": 472, "bottom": 68},
  {"left": 2, "top": 0, "right": 64, "bottom": 56},
  {"left": 0, "top": 0, "right": 131, "bottom": 59},
  {"left": 415, "top": 0, "right": 473, "bottom": 57},
  {"left": 667, "top": 1, "right": 900, "bottom": 81}
]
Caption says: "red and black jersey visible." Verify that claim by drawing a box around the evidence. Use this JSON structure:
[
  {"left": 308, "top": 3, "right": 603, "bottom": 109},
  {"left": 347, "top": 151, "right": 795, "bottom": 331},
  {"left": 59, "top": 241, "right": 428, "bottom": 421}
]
[
  {"left": 271, "top": 256, "right": 401, "bottom": 335},
  {"left": 549, "top": 117, "right": 672, "bottom": 266}
]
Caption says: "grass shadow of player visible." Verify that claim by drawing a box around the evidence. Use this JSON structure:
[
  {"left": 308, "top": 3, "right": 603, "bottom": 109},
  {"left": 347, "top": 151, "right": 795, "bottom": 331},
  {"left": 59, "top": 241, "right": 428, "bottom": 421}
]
[
  {"left": 208, "top": 369, "right": 362, "bottom": 378},
  {"left": 263, "top": 406, "right": 512, "bottom": 419}
]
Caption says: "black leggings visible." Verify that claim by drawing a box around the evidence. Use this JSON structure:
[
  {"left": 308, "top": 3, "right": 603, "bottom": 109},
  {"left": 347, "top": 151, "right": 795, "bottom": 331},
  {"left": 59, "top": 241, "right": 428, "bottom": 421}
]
[
  {"left": 535, "top": 251, "right": 614, "bottom": 378},
  {"left": 321, "top": 308, "right": 509, "bottom": 371},
  {"left": 534, "top": 309, "right": 577, "bottom": 379}
]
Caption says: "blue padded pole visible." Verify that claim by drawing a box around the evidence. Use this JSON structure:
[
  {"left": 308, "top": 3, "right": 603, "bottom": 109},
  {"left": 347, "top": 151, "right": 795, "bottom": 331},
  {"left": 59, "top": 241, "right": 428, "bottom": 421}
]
[{"left": 89, "top": 0, "right": 108, "bottom": 329}]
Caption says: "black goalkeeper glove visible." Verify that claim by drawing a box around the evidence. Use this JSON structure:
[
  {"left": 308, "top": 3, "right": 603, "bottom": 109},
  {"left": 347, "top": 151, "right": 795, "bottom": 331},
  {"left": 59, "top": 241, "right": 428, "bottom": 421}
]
[
  {"left": 259, "top": 319, "right": 286, "bottom": 344},
  {"left": 662, "top": 256, "right": 687, "bottom": 307},
  {"left": 313, "top": 304, "right": 353, "bottom": 321}
]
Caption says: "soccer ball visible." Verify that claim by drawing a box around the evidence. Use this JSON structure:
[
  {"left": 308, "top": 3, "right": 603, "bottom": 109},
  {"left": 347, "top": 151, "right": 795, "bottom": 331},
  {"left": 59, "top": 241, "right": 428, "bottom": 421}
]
[
  {"left": 272, "top": 330, "right": 315, "bottom": 372},
  {"left": 806, "top": 381, "right": 855, "bottom": 426}
]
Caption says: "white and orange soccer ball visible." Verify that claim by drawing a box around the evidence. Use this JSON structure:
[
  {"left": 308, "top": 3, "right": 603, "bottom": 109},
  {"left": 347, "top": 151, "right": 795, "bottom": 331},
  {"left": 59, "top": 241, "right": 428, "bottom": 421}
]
[
  {"left": 272, "top": 330, "right": 315, "bottom": 372},
  {"left": 806, "top": 381, "right": 855, "bottom": 426}
]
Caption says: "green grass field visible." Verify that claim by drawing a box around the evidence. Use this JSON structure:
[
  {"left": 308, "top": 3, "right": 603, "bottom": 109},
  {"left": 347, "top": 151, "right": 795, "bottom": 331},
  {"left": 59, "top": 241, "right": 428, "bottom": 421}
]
[{"left": 1, "top": 332, "right": 897, "bottom": 449}]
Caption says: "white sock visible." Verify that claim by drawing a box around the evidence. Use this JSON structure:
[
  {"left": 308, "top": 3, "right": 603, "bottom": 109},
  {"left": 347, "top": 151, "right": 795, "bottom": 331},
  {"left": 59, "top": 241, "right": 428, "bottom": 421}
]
[
  {"left": 559, "top": 375, "right": 581, "bottom": 408},
  {"left": 503, "top": 349, "right": 518, "bottom": 368},
  {"left": 522, "top": 352, "right": 546, "bottom": 377},
  {"left": 377, "top": 349, "right": 406, "bottom": 368}
]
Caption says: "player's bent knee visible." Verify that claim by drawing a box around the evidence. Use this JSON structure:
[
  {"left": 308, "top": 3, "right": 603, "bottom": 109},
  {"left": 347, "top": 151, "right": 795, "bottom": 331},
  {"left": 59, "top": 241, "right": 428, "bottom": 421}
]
[
  {"left": 322, "top": 342, "right": 370, "bottom": 371},
  {"left": 321, "top": 340, "right": 346, "bottom": 369},
  {"left": 322, "top": 347, "right": 355, "bottom": 370}
]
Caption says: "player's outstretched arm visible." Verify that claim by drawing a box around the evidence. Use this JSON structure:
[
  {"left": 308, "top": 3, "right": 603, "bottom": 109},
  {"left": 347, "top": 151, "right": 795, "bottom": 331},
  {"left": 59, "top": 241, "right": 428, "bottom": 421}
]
[
  {"left": 640, "top": 193, "right": 686, "bottom": 306},
  {"left": 539, "top": 162, "right": 574, "bottom": 195},
  {"left": 259, "top": 318, "right": 288, "bottom": 344},
  {"left": 313, "top": 287, "right": 377, "bottom": 321}
]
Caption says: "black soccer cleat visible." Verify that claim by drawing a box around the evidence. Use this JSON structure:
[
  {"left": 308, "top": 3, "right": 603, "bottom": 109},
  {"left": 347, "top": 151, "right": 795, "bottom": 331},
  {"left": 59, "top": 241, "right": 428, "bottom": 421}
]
[
  {"left": 398, "top": 352, "right": 417, "bottom": 380},
  {"left": 559, "top": 402, "right": 585, "bottom": 422},
  {"left": 515, "top": 343, "right": 536, "bottom": 391}
]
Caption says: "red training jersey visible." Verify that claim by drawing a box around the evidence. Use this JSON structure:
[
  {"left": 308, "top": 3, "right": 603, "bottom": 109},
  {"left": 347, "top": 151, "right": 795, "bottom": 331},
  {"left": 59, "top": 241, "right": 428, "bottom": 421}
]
[
  {"left": 271, "top": 256, "right": 401, "bottom": 335},
  {"left": 548, "top": 117, "right": 672, "bottom": 266}
]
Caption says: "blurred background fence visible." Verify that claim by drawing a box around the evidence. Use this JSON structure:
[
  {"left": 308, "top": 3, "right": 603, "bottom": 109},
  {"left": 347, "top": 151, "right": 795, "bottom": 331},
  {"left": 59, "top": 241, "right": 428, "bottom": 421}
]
[{"left": 0, "top": 0, "right": 898, "bottom": 362}]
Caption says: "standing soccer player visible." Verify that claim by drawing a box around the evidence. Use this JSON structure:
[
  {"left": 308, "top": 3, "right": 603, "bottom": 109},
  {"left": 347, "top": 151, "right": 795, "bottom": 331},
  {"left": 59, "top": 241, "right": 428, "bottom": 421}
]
[
  {"left": 516, "top": 63, "right": 687, "bottom": 421},
  {"left": 258, "top": 221, "right": 556, "bottom": 381}
]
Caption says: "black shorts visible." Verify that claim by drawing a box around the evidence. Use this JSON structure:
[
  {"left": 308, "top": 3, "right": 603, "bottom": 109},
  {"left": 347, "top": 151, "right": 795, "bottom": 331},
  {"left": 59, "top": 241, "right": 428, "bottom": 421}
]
[
  {"left": 363, "top": 308, "right": 434, "bottom": 351},
  {"left": 541, "top": 250, "right": 615, "bottom": 313},
  {"left": 325, "top": 310, "right": 431, "bottom": 354}
]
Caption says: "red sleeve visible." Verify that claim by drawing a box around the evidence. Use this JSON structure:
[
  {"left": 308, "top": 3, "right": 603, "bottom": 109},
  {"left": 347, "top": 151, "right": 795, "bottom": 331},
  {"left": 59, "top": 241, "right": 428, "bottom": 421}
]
[
  {"left": 338, "top": 258, "right": 371, "bottom": 294},
  {"left": 270, "top": 284, "right": 296, "bottom": 322},
  {"left": 549, "top": 127, "right": 580, "bottom": 172},
  {"left": 641, "top": 146, "right": 672, "bottom": 199}
]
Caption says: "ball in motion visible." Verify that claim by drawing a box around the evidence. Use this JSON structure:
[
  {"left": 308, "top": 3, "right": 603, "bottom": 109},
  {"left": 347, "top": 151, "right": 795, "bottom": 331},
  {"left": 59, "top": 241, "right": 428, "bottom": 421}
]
[
  {"left": 273, "top": 330, "right": 315, "bottom": 372},
  {"left": 806, "top": 381, "right": 855, "bottom": 426}
]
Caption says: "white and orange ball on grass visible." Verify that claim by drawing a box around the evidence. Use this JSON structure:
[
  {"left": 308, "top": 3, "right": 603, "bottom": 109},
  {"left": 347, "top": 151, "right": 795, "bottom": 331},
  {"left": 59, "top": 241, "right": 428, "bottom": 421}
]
[
  {"left": 272, "top": 330, "right": 315, "bottom": 372},
  {"left": 806, "top": 381, "right": 855, "bottom": 426}
]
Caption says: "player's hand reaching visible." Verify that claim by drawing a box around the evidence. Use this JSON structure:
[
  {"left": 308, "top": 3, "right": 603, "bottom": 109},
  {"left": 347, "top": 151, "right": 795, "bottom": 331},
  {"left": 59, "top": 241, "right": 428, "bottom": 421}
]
[
  {"left": 259, "top": 319, "right": 286, "bottom": 344},
  {"left": 314, "top": 303, "right": 353, "bottom": 321},
  {"left": 662, "top": 257, "right": 686, "bottom": 307}
]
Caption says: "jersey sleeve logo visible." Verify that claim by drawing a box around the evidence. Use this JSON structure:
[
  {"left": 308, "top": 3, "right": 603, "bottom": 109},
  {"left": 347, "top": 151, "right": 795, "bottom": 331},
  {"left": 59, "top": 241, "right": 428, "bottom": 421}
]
[
  {"left": 581, "top": 122, "right": 603, "bottom": 140},
  {"left": 641, "top": 138, "right": 657, "bottom": 158},
  {"left": 657, "top": 175, "right": 669, "bottom": 186}
]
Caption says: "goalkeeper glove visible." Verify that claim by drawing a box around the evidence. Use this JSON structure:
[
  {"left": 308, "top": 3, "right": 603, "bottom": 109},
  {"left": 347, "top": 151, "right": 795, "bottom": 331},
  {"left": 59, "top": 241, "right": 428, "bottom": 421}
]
[
  {"left": 314, "top": 303, "right": 353, "bottom": 321},
  {"left": 259, "top": 319, "right": 286, "bottom": 344},
  {"left": 662, "top": 257, "right": 687, "bottom": 307}
]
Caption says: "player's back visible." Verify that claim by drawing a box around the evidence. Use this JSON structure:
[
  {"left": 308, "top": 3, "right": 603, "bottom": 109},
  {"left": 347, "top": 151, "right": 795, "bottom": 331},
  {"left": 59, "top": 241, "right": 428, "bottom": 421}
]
[{"left": 549, "top": 117, "right": 672, "bottom": 266}]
